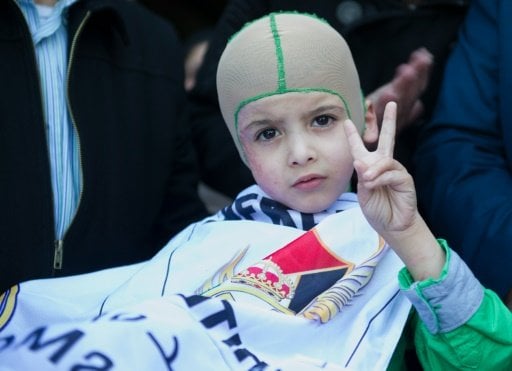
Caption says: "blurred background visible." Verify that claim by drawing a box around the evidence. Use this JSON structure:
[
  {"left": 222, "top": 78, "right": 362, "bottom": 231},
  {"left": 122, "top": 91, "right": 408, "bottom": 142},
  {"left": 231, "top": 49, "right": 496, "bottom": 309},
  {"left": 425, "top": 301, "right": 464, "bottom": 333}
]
[{"left": 138, "top": 0, "right": 228, "bottom": 41}]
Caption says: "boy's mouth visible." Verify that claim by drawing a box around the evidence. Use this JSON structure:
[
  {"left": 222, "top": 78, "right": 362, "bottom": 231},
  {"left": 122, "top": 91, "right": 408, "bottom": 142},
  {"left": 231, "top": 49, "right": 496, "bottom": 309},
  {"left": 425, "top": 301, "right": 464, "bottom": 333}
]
[{"left": 293, "top": 175, "right": 326, "bottom": 190}]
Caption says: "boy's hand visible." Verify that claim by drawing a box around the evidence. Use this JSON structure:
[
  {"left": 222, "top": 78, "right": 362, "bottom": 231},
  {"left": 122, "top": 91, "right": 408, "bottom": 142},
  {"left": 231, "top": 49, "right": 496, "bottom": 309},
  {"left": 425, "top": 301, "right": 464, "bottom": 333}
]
[
  {"left": 344, "top": 102, "right": 417, "bottom": 234},
  {"left": 344, "top": 102, "right": 444, "bottom": 281}
]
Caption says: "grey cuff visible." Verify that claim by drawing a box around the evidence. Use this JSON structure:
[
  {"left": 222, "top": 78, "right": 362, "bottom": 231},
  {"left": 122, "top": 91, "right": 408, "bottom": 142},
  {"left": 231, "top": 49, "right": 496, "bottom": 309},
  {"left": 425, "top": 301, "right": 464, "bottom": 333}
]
[{"left": 401, "top": 245, "right": 484, "bottom": 334}]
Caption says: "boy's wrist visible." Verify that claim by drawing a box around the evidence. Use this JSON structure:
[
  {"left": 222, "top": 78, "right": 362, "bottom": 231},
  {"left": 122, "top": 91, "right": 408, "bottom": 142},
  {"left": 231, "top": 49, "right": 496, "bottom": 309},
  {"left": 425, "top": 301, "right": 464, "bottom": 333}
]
[
  {"left": 383, "top": 213, "right": 445, "bottom": 281},
  {"left": 399, "top": 240, "right": 484, "bottom": 334}
]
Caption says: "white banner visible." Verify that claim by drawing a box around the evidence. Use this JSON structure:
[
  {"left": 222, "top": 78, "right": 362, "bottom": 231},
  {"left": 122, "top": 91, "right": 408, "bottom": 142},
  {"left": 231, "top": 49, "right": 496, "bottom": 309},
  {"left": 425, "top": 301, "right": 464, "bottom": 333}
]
[{"left": 0, "top": 207, "right": 411, "bottom": 370}]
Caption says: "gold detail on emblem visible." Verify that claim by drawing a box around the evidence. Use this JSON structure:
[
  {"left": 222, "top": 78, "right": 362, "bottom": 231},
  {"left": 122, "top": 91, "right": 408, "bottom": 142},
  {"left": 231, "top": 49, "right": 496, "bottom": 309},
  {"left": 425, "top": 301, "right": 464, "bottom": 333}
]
[
  {"left": 196, "top": 246, "right": 249, "bottom": 295},
  {"left": 0, "top": 285, "right": 20, "bottom": 331}
]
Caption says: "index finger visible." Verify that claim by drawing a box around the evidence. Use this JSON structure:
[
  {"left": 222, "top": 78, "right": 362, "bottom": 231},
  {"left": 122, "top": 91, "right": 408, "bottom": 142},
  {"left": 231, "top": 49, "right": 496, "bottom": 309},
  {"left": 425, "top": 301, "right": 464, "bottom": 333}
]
[
  {"left": 343, "top": 118, "right": 368, "bottom": 161},
  {"left": 377, "top": 101, "right": 397, "bottom": 157}
]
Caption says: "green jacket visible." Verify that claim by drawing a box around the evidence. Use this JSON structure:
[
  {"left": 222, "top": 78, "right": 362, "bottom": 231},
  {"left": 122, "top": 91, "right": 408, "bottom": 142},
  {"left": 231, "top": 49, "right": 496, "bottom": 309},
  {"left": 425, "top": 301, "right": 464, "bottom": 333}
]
[{"left": 389, "top": 241, "right": 512, "bottom": 370}]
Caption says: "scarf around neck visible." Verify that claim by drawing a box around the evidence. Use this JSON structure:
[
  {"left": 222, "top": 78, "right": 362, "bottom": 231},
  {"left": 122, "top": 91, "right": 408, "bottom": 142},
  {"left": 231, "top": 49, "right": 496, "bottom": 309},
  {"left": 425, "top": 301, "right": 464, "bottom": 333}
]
[{"left": 209, "top": 184, "right": 359, "bottom": 231}]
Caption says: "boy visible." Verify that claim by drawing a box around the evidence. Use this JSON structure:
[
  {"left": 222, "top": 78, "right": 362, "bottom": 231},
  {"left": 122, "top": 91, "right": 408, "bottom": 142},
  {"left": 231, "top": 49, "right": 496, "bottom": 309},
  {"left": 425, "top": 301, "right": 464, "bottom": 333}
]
[
  {"left": 0, "top": 12, "right": 510, "bottom": 370},
  {"left": 213, "top": 12, "right": 510, "bottom": 368}
]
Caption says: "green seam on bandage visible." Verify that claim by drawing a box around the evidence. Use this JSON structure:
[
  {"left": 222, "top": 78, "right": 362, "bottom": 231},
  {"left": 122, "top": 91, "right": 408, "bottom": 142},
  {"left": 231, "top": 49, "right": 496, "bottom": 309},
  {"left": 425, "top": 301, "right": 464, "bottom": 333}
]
[{"left": 270, "top": 13, "right": 287, "bottom": 92}]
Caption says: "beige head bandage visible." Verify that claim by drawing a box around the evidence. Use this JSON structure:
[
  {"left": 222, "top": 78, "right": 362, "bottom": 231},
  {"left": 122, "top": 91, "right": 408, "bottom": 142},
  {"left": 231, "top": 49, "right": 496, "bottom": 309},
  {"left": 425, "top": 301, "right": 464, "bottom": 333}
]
[{"left": 217, "top": 12, "right": 364, "bottom": 164}]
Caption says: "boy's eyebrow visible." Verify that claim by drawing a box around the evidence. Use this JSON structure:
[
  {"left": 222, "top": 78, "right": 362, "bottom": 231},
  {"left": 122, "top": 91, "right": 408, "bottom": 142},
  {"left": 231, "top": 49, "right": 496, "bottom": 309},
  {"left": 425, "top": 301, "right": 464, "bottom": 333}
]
[
  {"left": 307, "top": 105, "right": 346, "bottom": 117},
  {"left": 242, "top": 104, "right": 347, "bottom": 129},
  {"left": 242, "top": 118, "right": 276, "bottom": 130}
]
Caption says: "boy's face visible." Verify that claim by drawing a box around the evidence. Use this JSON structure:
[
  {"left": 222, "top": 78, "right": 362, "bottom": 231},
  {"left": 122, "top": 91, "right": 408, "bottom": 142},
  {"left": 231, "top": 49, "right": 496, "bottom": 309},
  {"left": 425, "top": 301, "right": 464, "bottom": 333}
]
[{"left": 238, "top": 91, "right": 354, "bottom": 213}]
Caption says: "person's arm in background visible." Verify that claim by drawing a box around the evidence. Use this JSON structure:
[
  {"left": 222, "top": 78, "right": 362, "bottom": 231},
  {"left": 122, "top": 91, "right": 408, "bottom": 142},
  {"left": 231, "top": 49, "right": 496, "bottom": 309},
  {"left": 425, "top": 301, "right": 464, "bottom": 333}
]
[
  {"left": 414, "top": 0, "right": 512, "bottom": 305},
  {"left": 367, "top": 47, "right": 432, "bottom": 136}
]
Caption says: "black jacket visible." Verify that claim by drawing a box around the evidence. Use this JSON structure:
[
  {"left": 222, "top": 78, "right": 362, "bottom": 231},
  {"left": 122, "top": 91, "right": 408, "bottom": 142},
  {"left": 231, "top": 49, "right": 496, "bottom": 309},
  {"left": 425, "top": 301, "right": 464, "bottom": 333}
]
[
  {"left": 189, "top": 0, "right": 470, "bottom": 197},
  {"left": 0, "top": 0, "right": 208, "bottom": 291}
]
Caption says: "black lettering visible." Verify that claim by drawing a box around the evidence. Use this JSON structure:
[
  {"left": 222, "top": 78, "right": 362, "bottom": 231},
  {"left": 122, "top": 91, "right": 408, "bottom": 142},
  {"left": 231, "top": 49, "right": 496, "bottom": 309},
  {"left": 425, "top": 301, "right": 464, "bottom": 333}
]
[
  {"left": 91, "top": 311, "right": 109, "bottom": 322},
  {"left": 249, "top": 364, "right": 271, "bottom": 371},
  {"left": 201, "top": 300, "right": 237, "bottom": 329},
  {"left": 181, "top": 294, "right": 209, "bottom": 308},
  {"left": 181, "top": 295, "right": 269, "bottom": 370},
  {"left": 20, "top": 327, "right": 84, "bottom": 364},
  {"left": 70, "top": 351, "right": 114, "bottom": 371},
  {"left": 261, "top": 197, "right": 296, "bottom": 227},
  {"left": 222, "top": 204, "right": 242, "bottom": 220},
  {"left": 222, "top": 333, "right": 241, "bottom": 347},
  {"left": 234, "top": 193, "right": 258, "bottom": 220},
  {"left": 147, "top": 332, "right": 178, "bottom": 371},
  {"left": 110, "top": 313, "right": 146, "bottom": 322},
  {"left": 92, "top": 312, "right": 145, "bottom": 323},
  {"left": 0, "top": 335, "right": 15, "bottom": 352},
  {"left": 223, "top": 334, "right": 269, "bottom": 370},
  {"left": 300, "top": 212, "right": 316, "bottom": 231},
  {"left": 234, "top": 348, "right": 268, "bottom": 369}
]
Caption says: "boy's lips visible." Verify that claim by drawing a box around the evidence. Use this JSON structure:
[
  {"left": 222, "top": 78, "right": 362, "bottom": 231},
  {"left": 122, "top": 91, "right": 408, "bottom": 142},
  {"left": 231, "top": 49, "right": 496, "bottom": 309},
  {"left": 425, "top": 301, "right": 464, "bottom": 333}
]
[{"left": 292, "top": 174, "right": 326, "bottom": 190}]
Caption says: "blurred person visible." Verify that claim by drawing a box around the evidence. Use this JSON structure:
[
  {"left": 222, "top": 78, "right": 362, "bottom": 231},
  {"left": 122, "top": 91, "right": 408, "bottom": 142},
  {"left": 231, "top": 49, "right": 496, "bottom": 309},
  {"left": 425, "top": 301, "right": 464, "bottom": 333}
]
[
  {"left": 415, "top": 0, "right": 512, "bottom": 307},
  {"left": 0, "top": 0, "right": 208, "bottom": 292},
  {"left": 184, "top": 29, "right": 233, "bottom": 212},
  {"left": 184, "top": 29, "right": 212, "bottom": 92}
]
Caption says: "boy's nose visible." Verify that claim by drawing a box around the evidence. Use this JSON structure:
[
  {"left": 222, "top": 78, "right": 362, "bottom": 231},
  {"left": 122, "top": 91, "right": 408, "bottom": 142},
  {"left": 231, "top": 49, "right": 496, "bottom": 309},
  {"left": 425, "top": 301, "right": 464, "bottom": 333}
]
[{"left": 287, "top": 135, "right": 317, "bottom": 166}]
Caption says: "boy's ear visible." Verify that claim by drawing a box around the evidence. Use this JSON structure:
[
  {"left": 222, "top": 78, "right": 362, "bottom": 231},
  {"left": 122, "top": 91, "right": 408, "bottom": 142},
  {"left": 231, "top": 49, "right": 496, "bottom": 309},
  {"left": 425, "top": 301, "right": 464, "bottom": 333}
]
[{"left": 362, "top": 99, "right": 379, "bottom": 146}]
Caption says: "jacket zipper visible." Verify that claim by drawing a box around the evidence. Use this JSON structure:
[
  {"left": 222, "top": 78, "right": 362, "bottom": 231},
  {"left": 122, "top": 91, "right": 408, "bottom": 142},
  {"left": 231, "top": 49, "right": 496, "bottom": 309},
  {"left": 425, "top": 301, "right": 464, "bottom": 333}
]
[{"left": 53, "top": 11, "right": 91, "bottom": 272}]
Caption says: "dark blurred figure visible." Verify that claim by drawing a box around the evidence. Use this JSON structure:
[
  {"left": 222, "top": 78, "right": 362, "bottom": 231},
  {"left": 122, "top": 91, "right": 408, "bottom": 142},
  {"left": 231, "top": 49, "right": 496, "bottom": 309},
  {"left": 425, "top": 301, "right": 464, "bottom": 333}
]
[
  {"left": 415, "top": 0, "right": 512, "bottom": 307},
  {"left": 138, "top": 0, "right": 228, "bottom": 41},
  {"left": 188, "top": 0, "right": 470, "bottom": 198},
  {"left": 0, "top": 0, "right": 208, "bottom": 292},
  {"left": 184, "top": 29, "right": 213, "bottom": 92},
  {"left": 183, "top": 29, "right": 234, "bottom": 212}
]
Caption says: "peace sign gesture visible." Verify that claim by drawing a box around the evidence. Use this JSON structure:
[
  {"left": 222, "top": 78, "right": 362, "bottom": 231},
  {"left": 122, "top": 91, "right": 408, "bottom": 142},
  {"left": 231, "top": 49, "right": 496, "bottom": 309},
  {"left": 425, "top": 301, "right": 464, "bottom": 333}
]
[
  {"left": 344, "top": 101, "right": 416, "bottom": 236},
  {"left": 344, "top": 102, "right": 444, "bottom": 281}
]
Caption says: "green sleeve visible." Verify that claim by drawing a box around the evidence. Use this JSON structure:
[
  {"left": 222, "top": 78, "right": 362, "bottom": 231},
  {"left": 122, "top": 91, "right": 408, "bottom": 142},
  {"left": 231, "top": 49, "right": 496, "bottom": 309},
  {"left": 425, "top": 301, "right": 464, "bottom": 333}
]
[
  {"left": 412, "top": 289, "right": 512, "bottom": 370},
  {"left": 399, "top": 240, "right": 512, "bottom": 370}
]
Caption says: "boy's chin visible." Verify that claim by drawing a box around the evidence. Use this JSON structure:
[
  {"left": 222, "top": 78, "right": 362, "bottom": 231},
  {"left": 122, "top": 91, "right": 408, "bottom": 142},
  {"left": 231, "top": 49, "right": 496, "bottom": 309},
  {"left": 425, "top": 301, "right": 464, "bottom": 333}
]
[{"left": 290, "top": 198, "right": 335, "bottom": 214}]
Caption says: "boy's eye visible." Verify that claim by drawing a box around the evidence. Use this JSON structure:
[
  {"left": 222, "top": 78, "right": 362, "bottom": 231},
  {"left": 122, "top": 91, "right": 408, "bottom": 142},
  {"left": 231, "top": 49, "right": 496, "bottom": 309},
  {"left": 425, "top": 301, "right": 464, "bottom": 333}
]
[
  {"left": 313, "top": 114, "right": 333, "bottom": 127},
  {"left": 256, "top": 128, "right": 278, "bottom": 141}
]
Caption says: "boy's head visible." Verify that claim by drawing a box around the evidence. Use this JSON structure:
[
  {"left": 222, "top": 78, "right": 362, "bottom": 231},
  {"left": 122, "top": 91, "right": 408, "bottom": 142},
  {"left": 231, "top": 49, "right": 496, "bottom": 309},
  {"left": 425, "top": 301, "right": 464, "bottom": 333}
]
[{"left": 217, "top": 12, "right": 377, "bottom": 213}]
